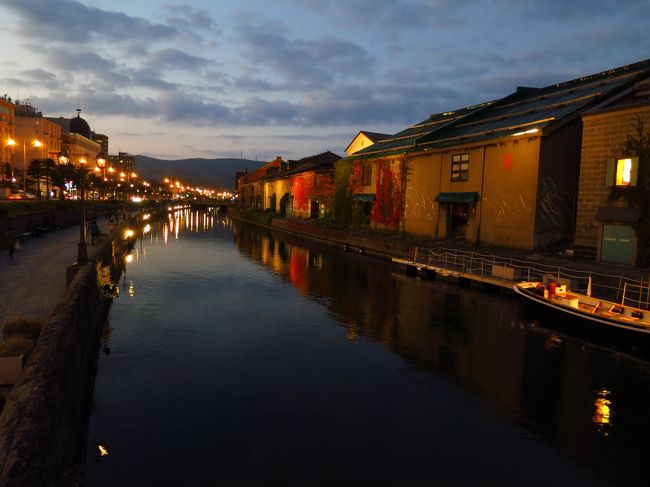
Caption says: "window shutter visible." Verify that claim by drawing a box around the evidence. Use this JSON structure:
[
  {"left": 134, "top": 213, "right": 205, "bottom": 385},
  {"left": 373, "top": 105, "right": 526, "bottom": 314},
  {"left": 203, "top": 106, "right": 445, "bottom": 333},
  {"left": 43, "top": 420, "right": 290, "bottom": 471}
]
[
  {"left": 629, "top": 157, "right": 639, "bottom": 186},
  {"left": 605, "top": 159, "right": 615, "bottom": 187}
]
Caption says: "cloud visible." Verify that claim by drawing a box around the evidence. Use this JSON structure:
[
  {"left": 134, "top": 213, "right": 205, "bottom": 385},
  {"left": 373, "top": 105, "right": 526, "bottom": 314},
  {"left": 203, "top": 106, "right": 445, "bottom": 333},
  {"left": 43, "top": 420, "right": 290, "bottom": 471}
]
[
  {"left": 2, "top": 0, "right": 177, "bottom": 46},
  {"left": 163, "top": 4, "right": 219, "bottom": 33},
  {"left": 144, "top": 49, "right": 213, "bottom": 71},
  {"left": 288, "top": 0, "right": 462, "bottom": 28},
  {"left": 235, "top": 16, "right": 374, "bottom": 88},
  {"left": 489, "top": 0, "right": 644, "bottom": 19}
]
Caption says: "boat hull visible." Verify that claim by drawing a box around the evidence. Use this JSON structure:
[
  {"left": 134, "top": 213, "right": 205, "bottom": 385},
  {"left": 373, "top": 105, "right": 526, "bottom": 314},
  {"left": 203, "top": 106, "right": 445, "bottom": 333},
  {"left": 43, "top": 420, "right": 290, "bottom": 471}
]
[{"left": 513, "top": 282, "right": 650, "bottom": 346}]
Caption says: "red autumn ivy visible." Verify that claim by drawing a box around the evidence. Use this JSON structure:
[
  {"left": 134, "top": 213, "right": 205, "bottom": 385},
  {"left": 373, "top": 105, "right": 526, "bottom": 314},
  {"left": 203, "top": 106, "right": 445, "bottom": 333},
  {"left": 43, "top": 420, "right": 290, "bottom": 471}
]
[{"left": 370, "top": 159, "right": 404, "bottom": 229}]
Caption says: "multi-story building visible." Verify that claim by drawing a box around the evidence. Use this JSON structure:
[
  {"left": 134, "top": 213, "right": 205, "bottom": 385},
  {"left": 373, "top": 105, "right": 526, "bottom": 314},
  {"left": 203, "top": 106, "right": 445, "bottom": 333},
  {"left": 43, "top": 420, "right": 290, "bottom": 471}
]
[
  {"left": 0, "top": 96, "right": 15, "bottom": 195},
  {"left": 108, "top": 152, "right": 137, "bottom": 173},
  {"left": 46, "top": 110, "right": 101, "bottom": 167},
  {"left": 94, "top": 133, "right": 109, "bottom": 155}
]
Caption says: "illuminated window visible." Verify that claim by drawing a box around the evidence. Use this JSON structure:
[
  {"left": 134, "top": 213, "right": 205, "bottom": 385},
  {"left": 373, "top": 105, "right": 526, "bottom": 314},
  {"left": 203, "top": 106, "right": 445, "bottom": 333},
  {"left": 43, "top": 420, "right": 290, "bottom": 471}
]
[
  {"left": 606, "top": 157, "right": 638, "bottom": 187},
  {"left": 362, "top": 164, "right": 372, "bottom": 186},
  {"left": 451, "top": 153, "right": 469, "bottom": 182}
]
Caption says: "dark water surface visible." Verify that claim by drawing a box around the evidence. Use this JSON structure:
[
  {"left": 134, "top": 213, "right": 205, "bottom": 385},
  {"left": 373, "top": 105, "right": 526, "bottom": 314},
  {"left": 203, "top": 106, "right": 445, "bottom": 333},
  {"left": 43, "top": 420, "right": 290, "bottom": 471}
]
[{"left": 82, "top": 209, "right": 650, "bottom": 486}]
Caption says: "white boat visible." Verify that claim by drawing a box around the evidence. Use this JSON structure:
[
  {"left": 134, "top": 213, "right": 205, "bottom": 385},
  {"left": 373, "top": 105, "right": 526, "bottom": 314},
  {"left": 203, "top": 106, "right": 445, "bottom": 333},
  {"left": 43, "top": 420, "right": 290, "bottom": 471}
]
[{"left": 513, "top": 281, "right": 650, "bottom": 337}]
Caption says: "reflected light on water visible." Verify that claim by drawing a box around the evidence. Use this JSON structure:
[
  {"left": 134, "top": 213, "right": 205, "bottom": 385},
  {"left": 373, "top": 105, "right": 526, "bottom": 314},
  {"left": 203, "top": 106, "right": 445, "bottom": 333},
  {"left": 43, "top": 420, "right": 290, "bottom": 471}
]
[
  {"left": 593, "top": 388, "right": 613, "bottom": 436},
  {"left": 97, "top": 442, "right": 109, "bottom": 459}
]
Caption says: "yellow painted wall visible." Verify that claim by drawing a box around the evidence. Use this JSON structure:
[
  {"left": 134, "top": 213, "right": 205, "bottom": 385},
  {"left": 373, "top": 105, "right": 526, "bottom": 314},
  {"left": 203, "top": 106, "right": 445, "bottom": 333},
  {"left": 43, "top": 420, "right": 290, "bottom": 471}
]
[
  {"left": 346, "top": 133, "right": 376, "bottom": 156},
  {"left": 478, "top": 138, "right": 540, "bottom": 249},
  {"left": 403, "top": 152, "right": 442, "bottom": 237},
  {"left": 264, "top": 179, "right": 290, "bottom": 212},
  {"left": 402, "top": 136, "right": 540, "bottom": 249}
]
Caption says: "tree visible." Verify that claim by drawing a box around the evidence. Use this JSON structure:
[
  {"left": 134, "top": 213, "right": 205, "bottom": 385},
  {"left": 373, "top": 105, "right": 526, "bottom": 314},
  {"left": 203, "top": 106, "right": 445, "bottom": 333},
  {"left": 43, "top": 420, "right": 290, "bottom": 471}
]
[
  {"left": 42, "top": 158, "right": 55, "bottom": 199},
  {"left": 50, "top": 164, "right": 77, "bottom": 200},
  {"left": 27, "top": 159, "right": 43, "bottom": 199}
]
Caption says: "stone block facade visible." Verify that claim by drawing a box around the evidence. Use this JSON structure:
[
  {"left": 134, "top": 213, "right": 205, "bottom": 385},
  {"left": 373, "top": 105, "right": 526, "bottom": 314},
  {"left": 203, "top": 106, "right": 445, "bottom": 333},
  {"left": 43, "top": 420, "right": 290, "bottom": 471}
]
[{"left": 574, "top": 105, "right": 650, "bottom": 260}]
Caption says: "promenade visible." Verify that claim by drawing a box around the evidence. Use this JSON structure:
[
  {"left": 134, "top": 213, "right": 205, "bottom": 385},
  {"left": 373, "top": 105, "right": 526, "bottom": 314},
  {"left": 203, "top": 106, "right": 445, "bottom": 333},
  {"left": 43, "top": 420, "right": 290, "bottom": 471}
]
[{"left": 0, "top": 220, "right": 108, "bottom": 327}]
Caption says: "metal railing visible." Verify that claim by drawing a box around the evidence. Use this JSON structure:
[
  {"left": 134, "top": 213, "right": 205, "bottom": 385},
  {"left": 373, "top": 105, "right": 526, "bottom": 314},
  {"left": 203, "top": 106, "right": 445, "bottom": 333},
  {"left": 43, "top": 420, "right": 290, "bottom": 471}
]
[{"left": 410, "top": 247, "right": 650, "bottom": 309}]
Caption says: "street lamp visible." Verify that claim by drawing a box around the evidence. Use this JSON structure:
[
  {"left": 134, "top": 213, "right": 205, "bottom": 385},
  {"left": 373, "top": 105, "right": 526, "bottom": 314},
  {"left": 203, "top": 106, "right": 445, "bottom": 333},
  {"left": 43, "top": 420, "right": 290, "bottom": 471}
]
[
  {"left": 57, "top": 150, "right": 88, "bottom": 264},
  {"left": 77, "top": 154, "right": 88, "bottom": 264},
  {"left": 7, "top": 137, "right": 42, "bottom": 193},
  {"left": 96, "top": 152, "right": 106, "bottom": 199}
]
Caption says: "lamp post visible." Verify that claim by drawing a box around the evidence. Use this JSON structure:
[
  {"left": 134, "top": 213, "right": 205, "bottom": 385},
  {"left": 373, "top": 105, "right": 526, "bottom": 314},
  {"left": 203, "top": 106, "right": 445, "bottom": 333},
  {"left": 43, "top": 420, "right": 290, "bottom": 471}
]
[
  {"left": 96, "top": 152, "right": 106, "bottom": 199},
  {"left": 58, "top": 150, "right": 88, "bottom": 264},
  {"left": 77, "top": 155, "right": 88, "bottom": 264},
  {"left": 7, "top": 137, "right": 42, "bottom": 193}
]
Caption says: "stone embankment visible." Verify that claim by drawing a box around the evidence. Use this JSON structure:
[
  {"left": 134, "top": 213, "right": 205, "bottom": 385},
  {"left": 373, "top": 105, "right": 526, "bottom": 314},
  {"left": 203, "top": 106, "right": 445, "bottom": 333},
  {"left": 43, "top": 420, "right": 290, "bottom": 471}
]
[
  {"left": 0, "top": 256, "right": 110, "bottom": 486},
  {"left": 0, "top": 210, "right": 141, "bottom": 486}
]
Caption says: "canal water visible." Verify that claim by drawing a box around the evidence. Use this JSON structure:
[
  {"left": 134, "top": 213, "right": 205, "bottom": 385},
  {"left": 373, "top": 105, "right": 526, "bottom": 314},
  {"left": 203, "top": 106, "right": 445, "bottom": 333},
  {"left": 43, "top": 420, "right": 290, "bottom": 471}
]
[{"left": 82, "top": 208, "right": 650, "bottom": 486}]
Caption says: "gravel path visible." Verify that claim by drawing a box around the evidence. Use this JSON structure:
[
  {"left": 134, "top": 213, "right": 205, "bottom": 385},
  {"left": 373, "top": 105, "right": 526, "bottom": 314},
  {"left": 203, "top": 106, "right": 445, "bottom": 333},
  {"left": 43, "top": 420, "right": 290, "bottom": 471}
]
[{"left": 0, "top": 219, "right": 109, "bottom": 327}]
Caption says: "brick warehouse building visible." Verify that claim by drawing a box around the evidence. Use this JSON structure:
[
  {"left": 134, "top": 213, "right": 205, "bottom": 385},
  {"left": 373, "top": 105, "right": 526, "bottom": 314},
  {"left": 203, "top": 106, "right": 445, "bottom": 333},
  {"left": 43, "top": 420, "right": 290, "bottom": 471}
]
[{"left": 574, "top": 76, "right": 650, "bottom": 265}]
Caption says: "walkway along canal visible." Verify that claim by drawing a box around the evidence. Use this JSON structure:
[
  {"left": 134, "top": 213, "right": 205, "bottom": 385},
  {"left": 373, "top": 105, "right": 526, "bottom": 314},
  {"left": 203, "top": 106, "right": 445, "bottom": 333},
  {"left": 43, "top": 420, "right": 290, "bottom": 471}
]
[{"left": 81, "top": 207, "right": 650, "bottom": 486}]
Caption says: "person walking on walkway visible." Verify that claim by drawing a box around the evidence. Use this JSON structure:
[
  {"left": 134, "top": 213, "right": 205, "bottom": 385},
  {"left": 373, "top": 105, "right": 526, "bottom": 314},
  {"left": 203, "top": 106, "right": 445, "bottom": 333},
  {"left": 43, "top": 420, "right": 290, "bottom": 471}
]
[
  {"left": 89, "top": 219, "right": 101, "bottom": 246},
  {"left": 5, "top": 226, "right": 19, "bottom": 260}
]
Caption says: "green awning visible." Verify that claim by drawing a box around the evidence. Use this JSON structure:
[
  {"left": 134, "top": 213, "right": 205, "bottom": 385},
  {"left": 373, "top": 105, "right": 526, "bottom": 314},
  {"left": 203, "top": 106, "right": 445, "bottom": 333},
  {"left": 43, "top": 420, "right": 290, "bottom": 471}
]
[
  {"left": 352, "top": 193, "right": 376, "bottom": 202},
  {"left": 435, "top": 191, "right": 479, "bottom": 203}
]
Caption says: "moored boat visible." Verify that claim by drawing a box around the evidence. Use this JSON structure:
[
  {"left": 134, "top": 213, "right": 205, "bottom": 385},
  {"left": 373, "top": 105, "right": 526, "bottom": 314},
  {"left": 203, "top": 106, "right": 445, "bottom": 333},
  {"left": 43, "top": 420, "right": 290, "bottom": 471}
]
[{"left": 513, "top": 281, "right": 650, "bottom": 337}]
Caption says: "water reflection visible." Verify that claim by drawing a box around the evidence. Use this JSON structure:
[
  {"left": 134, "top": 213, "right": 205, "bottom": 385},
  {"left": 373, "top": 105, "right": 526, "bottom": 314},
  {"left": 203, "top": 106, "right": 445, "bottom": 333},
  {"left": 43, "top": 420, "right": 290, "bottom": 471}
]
[
  {"left": 232, "top": 221, "right": 650, "bottom": 487},
  {"left": 84, "top": 211, "right": 650, "bottom": 487},
  {"left": 593, "top": 388, "right": 613, "bottom": 437}
]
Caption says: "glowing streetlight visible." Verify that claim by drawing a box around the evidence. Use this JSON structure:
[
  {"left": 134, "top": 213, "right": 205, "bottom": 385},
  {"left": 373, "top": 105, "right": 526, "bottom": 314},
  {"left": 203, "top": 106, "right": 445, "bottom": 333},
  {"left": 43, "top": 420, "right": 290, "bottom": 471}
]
[
  {"left": 96, "top": 152, "right": 106, "bottom": 198},
  {"left": 77, "top": 154, "right": 89, "bottom": 264},
  {"left": 7, "top": 137, "right": 43, "bottom": 192}
]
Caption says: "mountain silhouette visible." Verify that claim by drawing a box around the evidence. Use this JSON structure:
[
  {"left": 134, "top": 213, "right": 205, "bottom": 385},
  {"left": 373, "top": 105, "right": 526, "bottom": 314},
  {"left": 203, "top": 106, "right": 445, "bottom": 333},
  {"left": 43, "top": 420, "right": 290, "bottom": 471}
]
[{"left": 136, "top": 155, "right": 264, "bottom": 190}]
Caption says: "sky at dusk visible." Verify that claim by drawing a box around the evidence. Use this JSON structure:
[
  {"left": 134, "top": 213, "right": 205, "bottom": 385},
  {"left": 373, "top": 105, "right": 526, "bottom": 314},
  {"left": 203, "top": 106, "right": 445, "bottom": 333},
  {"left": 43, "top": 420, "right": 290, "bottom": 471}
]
[{"left": 1, "top": 0, "right": 649, "bottom": 161}]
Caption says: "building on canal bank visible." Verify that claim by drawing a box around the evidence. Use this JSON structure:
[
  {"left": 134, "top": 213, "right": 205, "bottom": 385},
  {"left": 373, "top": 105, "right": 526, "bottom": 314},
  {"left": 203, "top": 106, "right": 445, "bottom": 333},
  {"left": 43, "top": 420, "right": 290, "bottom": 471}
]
[
  {"left": 261, "top": 151, "right": 341, "bottom": 219},
  {"left": 238, "top": 152, "right": 341, "bottom": 219},
  {"left": 574, "top": 76, "right": 650, "bottom": 267},
  {"left": 345, "top": 130, "right": 390, "bottom": 156},
  {"left": 335, "top": 59, "right": 650, "bottom": 253}
]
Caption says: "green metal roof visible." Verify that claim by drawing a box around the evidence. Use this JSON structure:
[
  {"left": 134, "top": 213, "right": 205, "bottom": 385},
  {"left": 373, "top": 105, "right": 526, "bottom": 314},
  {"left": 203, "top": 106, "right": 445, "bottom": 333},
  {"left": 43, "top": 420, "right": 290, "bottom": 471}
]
[{"left": 341, "top": 59, "right": 650, "bottom": 162}]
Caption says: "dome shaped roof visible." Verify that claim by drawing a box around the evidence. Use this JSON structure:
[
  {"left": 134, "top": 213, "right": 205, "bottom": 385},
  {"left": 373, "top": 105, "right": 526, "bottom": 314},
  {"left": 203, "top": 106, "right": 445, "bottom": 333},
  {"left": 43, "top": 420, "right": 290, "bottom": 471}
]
[{"left": 70, "top": 110, "right": 91, "bottom": 138}]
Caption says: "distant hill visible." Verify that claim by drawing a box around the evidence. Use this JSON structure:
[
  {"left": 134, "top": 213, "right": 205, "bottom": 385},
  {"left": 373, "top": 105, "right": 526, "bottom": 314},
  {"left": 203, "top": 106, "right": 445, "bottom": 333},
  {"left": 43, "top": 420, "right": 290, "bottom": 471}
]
[{"left": 136, "top": 156, "right": 264, "bottom": 190}]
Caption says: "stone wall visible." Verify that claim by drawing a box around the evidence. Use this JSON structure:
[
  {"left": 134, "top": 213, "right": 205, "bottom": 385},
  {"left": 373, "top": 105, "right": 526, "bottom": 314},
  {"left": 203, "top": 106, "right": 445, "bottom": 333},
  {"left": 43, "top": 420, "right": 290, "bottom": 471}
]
[
  {"left": 0, "top": 246, "right": 111, "bottom": 486},
  {"left": 574, "top": 106, "right": 650, "bottom": 258}
]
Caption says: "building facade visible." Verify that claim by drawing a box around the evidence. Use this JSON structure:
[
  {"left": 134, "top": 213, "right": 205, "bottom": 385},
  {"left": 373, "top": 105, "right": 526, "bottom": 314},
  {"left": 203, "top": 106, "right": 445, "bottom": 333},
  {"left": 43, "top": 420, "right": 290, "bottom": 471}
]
[
  {"left": 337, "top": 60, "right": 650, "bottom": 251},
  {"left": 574, "top": 76, "right": 650, "bottom": 266},
  {"left": 0, "top": 96, "right": 15, "bottom": 195},
  {"left": 262, "top": 152, "right": 341, "bottom": 219}
]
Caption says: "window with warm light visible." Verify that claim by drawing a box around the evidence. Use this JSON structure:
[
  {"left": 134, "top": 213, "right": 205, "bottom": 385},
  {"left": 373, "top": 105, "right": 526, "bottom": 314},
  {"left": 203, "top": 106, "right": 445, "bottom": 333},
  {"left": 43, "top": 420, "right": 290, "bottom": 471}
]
[
  {"left": 606, "top": 157, "right": 638, "bottom": 187},
  {"left": 451, "top": 153, "right": 469, "bottom": 182}
]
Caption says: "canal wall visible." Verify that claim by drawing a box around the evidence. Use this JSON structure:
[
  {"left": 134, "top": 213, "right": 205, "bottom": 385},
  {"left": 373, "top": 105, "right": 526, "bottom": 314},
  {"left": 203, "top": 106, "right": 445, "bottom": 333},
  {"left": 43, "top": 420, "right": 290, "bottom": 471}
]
[
  {"left": 230, "top": 209, "right": 415, "bottom": 261},
  {"left": 0, "top": 243, "right": 113, "bottom": 486}
]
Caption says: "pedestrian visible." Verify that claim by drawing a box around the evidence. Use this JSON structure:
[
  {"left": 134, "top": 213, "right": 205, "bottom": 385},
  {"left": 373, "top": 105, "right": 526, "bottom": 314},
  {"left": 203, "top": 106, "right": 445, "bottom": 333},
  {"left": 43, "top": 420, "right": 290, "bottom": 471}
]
[
  {"left": 108, "top": 216, "right": 117, "bottom": 234},
  {"left": 5, "top": 226, "right": 19, "bottom": 259},
  {"left": 89, "top": 219, "right": 101, "bottom": 245}
]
